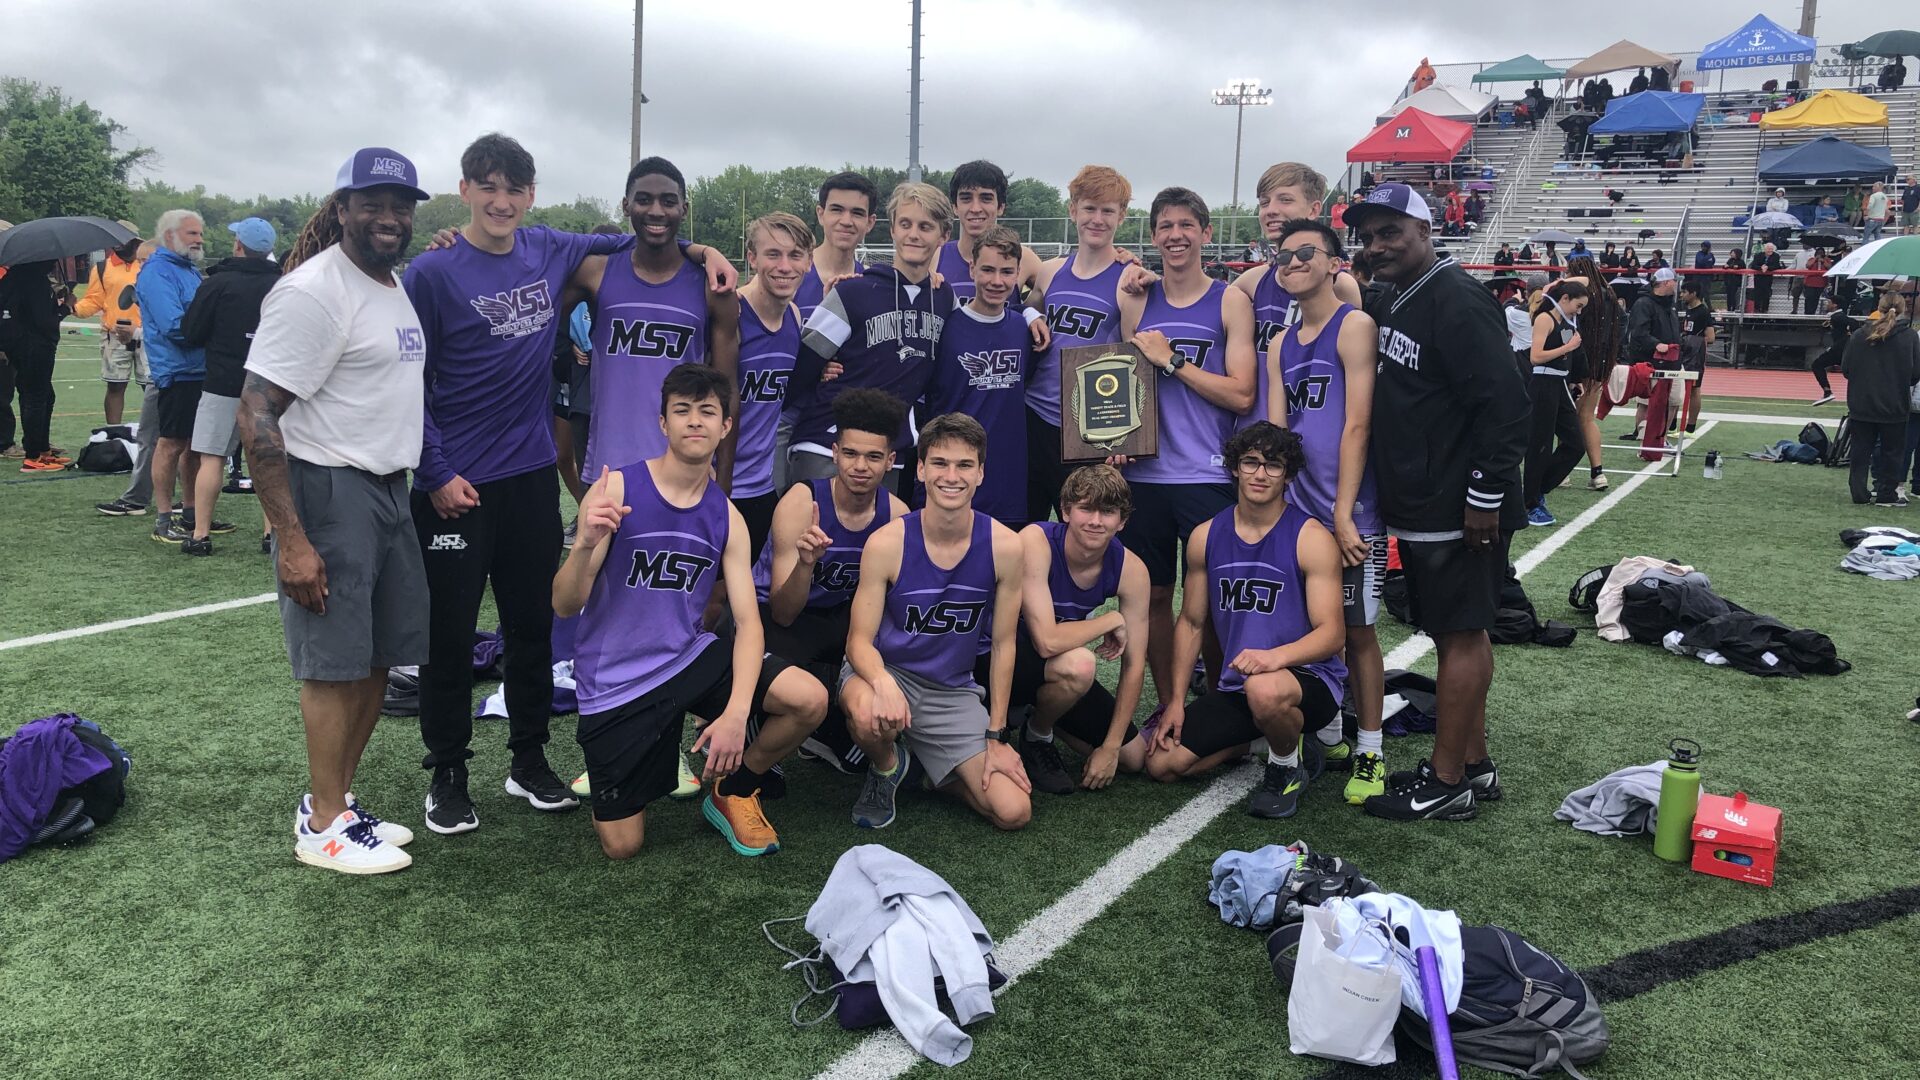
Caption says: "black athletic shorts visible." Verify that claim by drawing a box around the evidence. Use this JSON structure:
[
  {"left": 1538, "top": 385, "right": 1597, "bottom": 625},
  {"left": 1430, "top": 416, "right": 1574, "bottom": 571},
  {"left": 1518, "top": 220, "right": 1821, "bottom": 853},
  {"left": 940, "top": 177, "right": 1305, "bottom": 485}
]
[
  {"left": 1024, "top": 408, "right": 1074, "bottom": 526},
  {"left": 1178, "top": 668, "right": 1339, "bottom": 759},
  {"left": 152, "top": 379, "right": 204, "bottom": 440},
  {"left": 732, "top": 491, "right": 781, "bottom": 568},
  {"left": 971, "top": 635, "right": 1139, "bottom": 748},
  {"left": 1119, "top": 480, "right": 1234, "bottom": 586},
  {"left": 575, "top": 638, "right": 791, "bottom": 822},
  {"left": 1396, "top": 532, "right": 1513, "bottom": 635}
]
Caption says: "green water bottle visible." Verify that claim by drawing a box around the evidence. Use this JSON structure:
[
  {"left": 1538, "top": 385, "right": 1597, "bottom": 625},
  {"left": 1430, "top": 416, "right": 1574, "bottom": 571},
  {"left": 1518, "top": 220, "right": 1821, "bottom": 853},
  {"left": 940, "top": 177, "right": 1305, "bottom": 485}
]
[{"left": 1653, "top": 738, "right": 1701, "bottom": 862}]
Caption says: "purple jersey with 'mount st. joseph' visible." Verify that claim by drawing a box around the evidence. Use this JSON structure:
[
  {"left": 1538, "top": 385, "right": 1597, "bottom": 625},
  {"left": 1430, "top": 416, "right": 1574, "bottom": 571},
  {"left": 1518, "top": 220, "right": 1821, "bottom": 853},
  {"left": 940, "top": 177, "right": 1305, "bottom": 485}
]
[
  {"left": 583, "top": 255, "right": 708, "bottom": 476},
  {"left": 573, "top": 463, "right": 731, "bottom": 714},
  {"left": 874, "top": 510, "right": 996, "bottom": 687},
  {"left": 1204, "top": 502, "right": 1345, "bottom": 700}
]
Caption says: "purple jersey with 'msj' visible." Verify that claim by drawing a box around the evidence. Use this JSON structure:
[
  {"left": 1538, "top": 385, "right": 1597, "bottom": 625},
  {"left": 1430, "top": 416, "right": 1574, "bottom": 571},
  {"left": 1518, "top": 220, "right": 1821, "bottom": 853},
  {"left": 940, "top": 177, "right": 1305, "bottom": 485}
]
[
  {"left": 926, "top": 302, "right": 1029, "bottom": 525},
  {"left": 583, "top": 256, "right": 708, "bottom": 476},
  {"left": 1278, "top": 304, "right": 1380, "bottom": 534},
  {"left": 1241, "top": 267, "right": 1300, "bottom": 430},
  {"left": 574, "top": 463, "right": 731, "bottom": 714},
  {"left": 735, "top": 296, "right": 798, "bottom": 498},
  {"left": 753, "top": 478, "right": 894, "bottom": 606},
  {"left": 1030, "top": 252, "right": 1125, "bottom": 427},
  {"left": 1204, "top": 503, "right": 1346, "bottom": 700},
  {"left": 1038, "top": 520, "right": 1125, "bottom": 622},
  {"left": 1126, "top": 280, "right": 1235, "bottom": 485},
  {"left": 875, "top": 510, "right": 996, "bottom": 687},
  {"left": 403, "top": 226, "right": 628, "bottom": 489},
  {"left": 938, "top": 240, "right": 976, "bottom": 302}
]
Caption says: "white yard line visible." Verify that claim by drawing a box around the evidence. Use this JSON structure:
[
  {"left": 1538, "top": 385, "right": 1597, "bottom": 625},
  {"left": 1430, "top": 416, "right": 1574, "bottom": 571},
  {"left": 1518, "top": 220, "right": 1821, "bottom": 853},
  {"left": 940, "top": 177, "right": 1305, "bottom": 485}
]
[
  {"left": 811, "top": 422, "right": 1720, "bottom": 1080},
  {"left": 0, "top": 593, "right": 276, "bottom": 652}
]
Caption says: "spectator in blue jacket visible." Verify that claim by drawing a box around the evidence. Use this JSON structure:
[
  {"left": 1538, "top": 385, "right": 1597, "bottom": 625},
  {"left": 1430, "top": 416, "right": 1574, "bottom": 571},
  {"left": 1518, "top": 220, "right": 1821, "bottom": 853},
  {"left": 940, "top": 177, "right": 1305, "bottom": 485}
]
[{"left": 134, "top": 209, "right": 208, "bottom": 543}]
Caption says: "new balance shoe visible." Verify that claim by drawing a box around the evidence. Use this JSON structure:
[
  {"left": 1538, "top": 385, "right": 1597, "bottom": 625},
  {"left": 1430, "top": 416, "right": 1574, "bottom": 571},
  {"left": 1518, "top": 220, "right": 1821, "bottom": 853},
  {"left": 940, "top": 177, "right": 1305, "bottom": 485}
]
[
  {"left": 1248, "top": 760, "right": 1312, "bottom": 819},
  {"left": 1363, "top": 759, "right": 1476, "bottom": 821},
  {"left": 1318, "top": 738, "right": 1353, "bottom": 773},
  {"left": 150, "top": 519, "right": 189, "bottom": 544},
  {"left": 852, "top": 744, "right": 912, "bottom": 829},
  {"left": 424, "top": 765, "right": 479, "bottom": 834},
  {"left": 702, "top": 790, "right": 780, "bottom": 856},
  {"left": 505, "top": 757, "right": 581, "bottom": 811},
  {"left": 294, "top": 809, "right": 412, "bottom": 874},
  {"left": 1466, "top": 757, "right": 1503, "bottom": 801},
  {"left": 671, "top": 752, "right": 701, "bottom": 800},
  {"left": 95, "top": 498, "right": 148, "bottom": 516},
  {"left": 1343, "top": 751, "right": 1387, "bottom": 805},
  {"left": 181, "top": 537, "right": 213, "bottom": 557},
  {"left": 297, "top": 792, "right": 414, "bottom": 847},
  {"left": 1018, "top": 734, "right": 1074, "bottom": 795}
]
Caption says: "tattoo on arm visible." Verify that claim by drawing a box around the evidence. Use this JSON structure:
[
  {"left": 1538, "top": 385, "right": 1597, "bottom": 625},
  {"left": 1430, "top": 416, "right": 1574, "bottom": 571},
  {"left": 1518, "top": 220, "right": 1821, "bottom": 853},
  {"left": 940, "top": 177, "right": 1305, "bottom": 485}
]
[{"left": 240, "top": 372, "right": 304, "bottom": 543}]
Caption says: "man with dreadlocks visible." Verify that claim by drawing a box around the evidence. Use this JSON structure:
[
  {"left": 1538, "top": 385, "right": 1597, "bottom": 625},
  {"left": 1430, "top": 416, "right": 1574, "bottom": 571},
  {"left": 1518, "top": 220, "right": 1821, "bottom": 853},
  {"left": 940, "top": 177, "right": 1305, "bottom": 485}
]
[{"left": 241, "top": 148, "right": 433, "bottom": 875}]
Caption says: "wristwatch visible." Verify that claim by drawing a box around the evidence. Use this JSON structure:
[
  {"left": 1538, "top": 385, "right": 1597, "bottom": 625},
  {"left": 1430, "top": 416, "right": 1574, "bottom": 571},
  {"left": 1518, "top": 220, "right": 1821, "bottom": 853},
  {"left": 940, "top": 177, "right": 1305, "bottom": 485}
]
[
  {"left": 1162, "top": 350, "right": 1186, "bottom": 375},
  {"left": 988, "top": 727, "right": 1014, "bottom": 745}
]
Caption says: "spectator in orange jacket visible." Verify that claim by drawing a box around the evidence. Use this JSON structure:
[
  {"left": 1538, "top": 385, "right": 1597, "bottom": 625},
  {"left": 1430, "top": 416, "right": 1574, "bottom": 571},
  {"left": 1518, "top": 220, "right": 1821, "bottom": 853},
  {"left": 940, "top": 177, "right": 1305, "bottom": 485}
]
[
  {"left": 71, "top": 224, "right": 148, "bottom": 425},
  {"left": 1412, "top": 57, "right": 1437, "bottom": 93}
]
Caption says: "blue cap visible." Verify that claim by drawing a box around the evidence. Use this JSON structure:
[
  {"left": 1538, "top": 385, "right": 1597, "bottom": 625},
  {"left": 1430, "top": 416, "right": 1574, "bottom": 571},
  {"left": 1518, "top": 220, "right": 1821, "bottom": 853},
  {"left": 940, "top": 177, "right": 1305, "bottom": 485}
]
[
  {"left": 1342, "top": 182, "right": 1433, "bottom": 229},
  {"left": 228, "top": 217, "right": 277, "bottom": 254},
  {"left": 334, "top": 147, "right": 429, "bottom": 201}
]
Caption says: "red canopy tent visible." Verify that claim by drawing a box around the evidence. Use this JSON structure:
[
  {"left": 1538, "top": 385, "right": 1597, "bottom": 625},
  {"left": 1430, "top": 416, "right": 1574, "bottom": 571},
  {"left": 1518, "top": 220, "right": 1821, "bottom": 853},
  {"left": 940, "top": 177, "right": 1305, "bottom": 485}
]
[{"left": 1345, "top": 107, "right": 1474, "bottom": 163}]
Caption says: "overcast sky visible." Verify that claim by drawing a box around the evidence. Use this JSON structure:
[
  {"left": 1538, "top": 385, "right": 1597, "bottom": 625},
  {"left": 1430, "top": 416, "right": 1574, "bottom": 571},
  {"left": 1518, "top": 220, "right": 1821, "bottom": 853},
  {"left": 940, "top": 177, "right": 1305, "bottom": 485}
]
[{"left": 3, "top": 1, "right": 1893, "bottom": 214}]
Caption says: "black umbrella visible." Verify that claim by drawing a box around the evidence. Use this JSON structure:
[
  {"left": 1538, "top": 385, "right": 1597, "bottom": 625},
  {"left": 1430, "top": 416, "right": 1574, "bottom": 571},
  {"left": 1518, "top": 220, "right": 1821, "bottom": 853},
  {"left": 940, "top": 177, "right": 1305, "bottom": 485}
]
[
  {"left": 1557, "top": 112, "right": 1597, "bottom": 133},
  {"left": 0, "top": 216, "right": 137, "bottom": 266},
  {"left": 1801, "top": 228, "right": 1850, "bottom": 250}
]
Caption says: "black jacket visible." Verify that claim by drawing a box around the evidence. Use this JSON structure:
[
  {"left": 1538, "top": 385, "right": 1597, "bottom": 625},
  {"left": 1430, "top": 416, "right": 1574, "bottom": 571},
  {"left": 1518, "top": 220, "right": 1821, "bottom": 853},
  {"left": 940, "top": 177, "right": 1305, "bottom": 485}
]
[
  {"left": 1367, "top": 254, "right": 1532, "bottom": 535},
  {"left": 0, "top": 266, "right": 65, "bottom": 355},
  {"left": 1626, "top": 292, "right": 1681, "bottom": 364},
  {"left": 1839, "top": 321, "right": 1920, "bottom": 424},
  {"left": 180, "top": 256, "right": 280, "bottom": 396}
]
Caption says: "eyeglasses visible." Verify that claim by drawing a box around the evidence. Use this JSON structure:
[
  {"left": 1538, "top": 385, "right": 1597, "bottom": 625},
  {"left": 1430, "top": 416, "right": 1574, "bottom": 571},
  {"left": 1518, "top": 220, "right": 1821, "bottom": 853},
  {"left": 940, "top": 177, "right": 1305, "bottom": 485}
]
[
  {"left": 1236, "top": 456, "right": 1286, "bottom": 477},
  {"left": 1271, "top": 245, "right": 1325, "bottom": 267}
]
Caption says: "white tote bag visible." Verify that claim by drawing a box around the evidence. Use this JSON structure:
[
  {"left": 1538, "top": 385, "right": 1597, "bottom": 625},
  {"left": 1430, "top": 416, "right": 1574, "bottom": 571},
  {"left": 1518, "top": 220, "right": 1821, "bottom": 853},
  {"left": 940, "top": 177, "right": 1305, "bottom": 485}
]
[{"left": 1286, "top": 904, "right": 1401, "bottom": 1066}]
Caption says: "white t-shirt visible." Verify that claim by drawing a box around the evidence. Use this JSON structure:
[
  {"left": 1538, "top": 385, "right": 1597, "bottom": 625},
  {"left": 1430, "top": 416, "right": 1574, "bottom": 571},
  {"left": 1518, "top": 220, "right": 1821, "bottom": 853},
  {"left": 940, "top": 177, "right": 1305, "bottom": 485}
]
[
  {"left": 245, "top": 245, "right": 426, "bottom": 475},
  {"left": 1867, "top": 191, "right": 1889, "bottom": 221}
]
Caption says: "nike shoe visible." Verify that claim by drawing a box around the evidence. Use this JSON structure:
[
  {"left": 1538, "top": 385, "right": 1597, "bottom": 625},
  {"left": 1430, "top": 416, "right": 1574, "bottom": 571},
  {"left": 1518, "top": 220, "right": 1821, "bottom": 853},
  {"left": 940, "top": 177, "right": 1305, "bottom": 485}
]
[
  {"left": 1466, "top": 757, "right": 1503, "bottom": 801},
  {"left": 1343, "top": 751, "right": 1387, "bottom": 805},
  {"left": 1364, "top": 758, "right": 1476, "bottom": 821},
  {"left": 1247, "top": 760, "right": 1311, "bottom": 819},
  {"left": 20, "top": 453, "right": 65, "bottom": 472},
  {"left": 852, "top": 743, "right": 912, "bottom": 829},
  {"left": 570, "top": 771, "right": 592, "bottom": 797},
  {"left": 295, "top": 809, "right": 412, "bottom": 875},
  {"left": 1018, "top": 734, "right": 1074, "bottom": 796},
  {"left": 1318, "top": 738, "right": 1353, "bottom": 773},
  {"left": 424, "top": 764, "right": 479, "bottom": 835},
  {"left": 505, "top": 756, "right": 581, "bottom": 811},
  {"left": 1527, "top": 503, "right": 1557, "bottom": 527},
  {"left": 1812, "top": 393, "right": 1835, "bottom": 406},
  {"left": 95, "top": 498, "right": 148, "bottom": 516},
  {"left": 181, "top": 537, "right": 213, "bottom": 557},
  {"left": 298, "top": 792, "right": 414, "bottom": 847},
  {"left": 702, "top": 790, "right": 780, "bottom": 856},
  {"left": 150, "top": 520, "right": 188, "bottom": 544},
  {"left": 671, "top": 752, "right": 701, "bottom": 800}
]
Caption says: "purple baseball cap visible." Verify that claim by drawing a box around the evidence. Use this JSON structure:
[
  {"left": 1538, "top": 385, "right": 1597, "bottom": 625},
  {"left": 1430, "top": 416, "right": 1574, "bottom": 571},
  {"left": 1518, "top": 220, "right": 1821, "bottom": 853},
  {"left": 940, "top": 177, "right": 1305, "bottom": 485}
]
[
  {"left": 1342, "top": 182, "right": 1433, "bottom": 229},
  {"left": 334, "top": 147, "right": 429, "bottom": 201}
]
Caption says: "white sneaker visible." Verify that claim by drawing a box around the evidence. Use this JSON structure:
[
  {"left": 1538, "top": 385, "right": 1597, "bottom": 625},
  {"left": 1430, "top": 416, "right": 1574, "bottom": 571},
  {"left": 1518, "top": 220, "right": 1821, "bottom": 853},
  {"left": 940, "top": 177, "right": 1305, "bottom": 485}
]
[
  {"left": 1587, "top": 473, "right": 1610, "bottom": 491},
  {"left": 295, "top": 810, "right": 413, "bottom": 875},
  {"left": 296, "top": 792, "right": 415, "bottom": 847}
]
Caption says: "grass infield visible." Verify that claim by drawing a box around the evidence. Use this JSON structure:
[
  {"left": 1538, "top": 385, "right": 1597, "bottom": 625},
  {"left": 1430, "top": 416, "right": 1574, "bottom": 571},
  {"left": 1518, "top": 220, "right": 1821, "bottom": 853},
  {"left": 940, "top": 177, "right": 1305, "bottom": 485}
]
[{"left": 3, "top": 333, "right": 1918, "bottom": 1079}]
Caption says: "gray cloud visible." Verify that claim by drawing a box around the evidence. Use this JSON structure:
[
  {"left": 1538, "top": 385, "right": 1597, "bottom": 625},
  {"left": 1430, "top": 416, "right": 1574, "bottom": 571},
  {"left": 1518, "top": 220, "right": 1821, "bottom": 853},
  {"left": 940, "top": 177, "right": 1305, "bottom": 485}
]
[{"left": 3, "top": 1, "right": 1891, "bottom": 215}]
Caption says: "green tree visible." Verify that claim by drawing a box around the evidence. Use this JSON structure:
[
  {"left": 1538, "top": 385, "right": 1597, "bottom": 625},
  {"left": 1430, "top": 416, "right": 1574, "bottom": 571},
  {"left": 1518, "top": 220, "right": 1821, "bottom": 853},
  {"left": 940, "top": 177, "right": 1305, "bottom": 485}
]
[{"left": 0, "top": 79, "right": 149, "bottom": 222}]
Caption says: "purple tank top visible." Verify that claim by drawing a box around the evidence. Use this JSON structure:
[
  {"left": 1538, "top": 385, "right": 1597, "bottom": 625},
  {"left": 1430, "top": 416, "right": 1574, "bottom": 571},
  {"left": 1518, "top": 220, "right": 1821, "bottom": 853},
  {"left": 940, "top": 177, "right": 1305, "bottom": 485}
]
[
  {"left": 573, "top": 463, "right": 730, "bottom": 714},
  {"left": 1126, "top": 280, "right": 1234, "bottom": 485},
  {"left": 938, "top": 241, "right": 976, "bottom": 302},
  {"left": 1242, "top": 268, "right": 1300, "bottom": 429},
  {"left": 1278, "top": 304, "right": 1380, "bottom": 534},
  {"left": 787, "top": 478, "right": 892, "bottom": 608},
  {"left": 1204, "top": 503, "right": 1346, "bottom": 700},
  {"left": 875, "top": 510, "right": 996, "bottom": 687},
  {"left": 734, "top": 296, "right": 797, "bottom": 498},
  {"left": 1030, "top": 252, "right": 1125, "bottom": 427},
  {"left": 796, "top": 261, "right": 861, "bottom": 324},
  {"left": 1040, "top": 520, "right": 1124, "bottom": 620},
  {"left": 583, "top": 256, "right": 708, "bottom": 475}
]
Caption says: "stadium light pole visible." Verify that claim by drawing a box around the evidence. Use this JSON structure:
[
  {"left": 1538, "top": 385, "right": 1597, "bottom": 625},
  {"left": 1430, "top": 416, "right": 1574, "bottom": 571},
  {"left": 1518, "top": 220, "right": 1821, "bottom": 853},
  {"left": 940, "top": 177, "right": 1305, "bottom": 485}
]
[
  {"left": 630, "top": 1, "right": 651, "bottom": 165},
  {"left": 1212, "top": 78, "right": 1272, "bottom": 243},
  {"left": 907, "top": 0, "right": 924, "bottom": 182}
]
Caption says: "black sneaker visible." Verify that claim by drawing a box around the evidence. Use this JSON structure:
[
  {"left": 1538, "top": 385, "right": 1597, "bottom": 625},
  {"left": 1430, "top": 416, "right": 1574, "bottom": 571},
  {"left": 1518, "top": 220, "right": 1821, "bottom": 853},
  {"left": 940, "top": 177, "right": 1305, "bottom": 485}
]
[
  {"left": 150, "top": 519, "right": 189, "bottom": 544},
  {"left": 180, "top": 515, "right": 236, "bottom": 535},
  {"left": 1465, "top": 757, "right": 1503, "bottom": 801},
  {"left": 1018, "top": 733, "right": 1074, "bottom": 796},
  {"left": 1248, "top": 760, "right": 1311, "bottom": 819},
  {"left": 504, "top": 756, "right": 581, "bottom": 811},
  {"left": 425, "top": 765, "right": 479, "bottom": 834},
  {"left": 95, "top": 498, "right": 148, "bottom": 516},
  {"left": 261, "top": 534, "right": 274, "bottom": 554},
  {"left": 1873, "top": 496, "right": 1910, "bottom": 508},
  {"left": 181, "top": 537, "right": 213, "bottom": 557},
  {"left": 1364, "top": 758, "right": 1476, "bottom": 821}
]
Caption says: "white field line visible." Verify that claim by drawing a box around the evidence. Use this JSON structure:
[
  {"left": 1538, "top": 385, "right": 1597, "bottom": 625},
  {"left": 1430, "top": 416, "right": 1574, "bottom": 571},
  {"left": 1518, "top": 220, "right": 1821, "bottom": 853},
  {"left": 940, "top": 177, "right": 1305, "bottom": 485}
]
[
  {"left": 0, "top": 593, "right": 276, "bottom": 652},
  {"left": 810, "top": 422, "right": 1721, "bottom": 1080}
]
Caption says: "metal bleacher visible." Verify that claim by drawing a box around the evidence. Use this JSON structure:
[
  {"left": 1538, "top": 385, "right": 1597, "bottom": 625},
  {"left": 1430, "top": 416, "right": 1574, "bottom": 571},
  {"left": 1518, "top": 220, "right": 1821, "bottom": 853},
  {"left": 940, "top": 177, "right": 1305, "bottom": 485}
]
[{"left": 1468, "top": 86, "right": 1920, "bottom": 313}]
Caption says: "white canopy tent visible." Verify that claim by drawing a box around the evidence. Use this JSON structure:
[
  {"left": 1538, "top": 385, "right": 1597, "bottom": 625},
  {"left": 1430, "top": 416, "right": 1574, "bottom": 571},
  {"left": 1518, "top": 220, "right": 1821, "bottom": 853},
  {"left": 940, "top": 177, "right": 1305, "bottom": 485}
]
[{"left": 1378, "top": 84, "right": 1499, "bottom": 124}]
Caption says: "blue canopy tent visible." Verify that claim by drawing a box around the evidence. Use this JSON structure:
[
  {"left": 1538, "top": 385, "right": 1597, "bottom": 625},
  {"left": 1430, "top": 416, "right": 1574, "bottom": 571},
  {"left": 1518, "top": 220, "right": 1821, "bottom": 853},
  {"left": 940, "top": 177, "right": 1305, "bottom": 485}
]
[
  {"left": 1590, "top": 91, "right": 1706, "bottom": 132},
  {"left": 1697, "top": 14, "right": 1817, "bottom": 71},
  {"left": 1756, "top": 136, "right": 1896, "bottom": 182}
]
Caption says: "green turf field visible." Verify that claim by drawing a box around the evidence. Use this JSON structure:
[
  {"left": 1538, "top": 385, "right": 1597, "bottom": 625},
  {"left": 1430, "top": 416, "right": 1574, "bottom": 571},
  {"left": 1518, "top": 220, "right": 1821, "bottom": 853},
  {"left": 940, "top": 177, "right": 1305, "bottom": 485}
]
[{"left": 4, "top": 328, "right": 1918, "bottom": 1079}]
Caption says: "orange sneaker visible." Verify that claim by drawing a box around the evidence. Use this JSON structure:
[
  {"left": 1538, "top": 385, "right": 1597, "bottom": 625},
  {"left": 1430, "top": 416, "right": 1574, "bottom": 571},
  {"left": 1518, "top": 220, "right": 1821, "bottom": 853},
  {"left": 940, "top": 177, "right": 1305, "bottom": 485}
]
[
  {"left": 20, "top": 454, "right": 65, "bottom": 472},
  {"left": 701, "top": 789, "right": 780, "bottom": 856}
]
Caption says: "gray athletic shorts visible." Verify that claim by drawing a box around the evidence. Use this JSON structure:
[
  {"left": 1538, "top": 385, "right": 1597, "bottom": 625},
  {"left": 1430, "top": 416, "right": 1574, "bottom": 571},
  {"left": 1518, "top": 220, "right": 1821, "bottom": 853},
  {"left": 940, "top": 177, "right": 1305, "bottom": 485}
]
[
  {"left": 1342, "top": 534, "right": 1388, "bottom": 628},
  {"left": 189, "top": 392, "right": 242, "bottom": 457},
  {"left": 277, "top": 457, "right": 430, "bottom": 682},
  {"left": 839, "top": 660, "right": 989, "bottom": 787}
]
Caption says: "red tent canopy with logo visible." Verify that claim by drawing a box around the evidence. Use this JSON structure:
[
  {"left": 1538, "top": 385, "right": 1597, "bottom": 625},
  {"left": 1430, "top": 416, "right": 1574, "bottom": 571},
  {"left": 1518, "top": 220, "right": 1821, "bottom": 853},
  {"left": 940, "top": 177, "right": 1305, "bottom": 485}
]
[{"left": 1346, "top": 107, "right": 1474, "bottom": 163}]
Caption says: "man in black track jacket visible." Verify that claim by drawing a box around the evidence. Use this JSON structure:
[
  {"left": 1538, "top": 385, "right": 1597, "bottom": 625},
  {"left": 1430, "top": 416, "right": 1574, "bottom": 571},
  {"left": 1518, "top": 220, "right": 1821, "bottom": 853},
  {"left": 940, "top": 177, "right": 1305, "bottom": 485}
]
[{"left": 1345, "top": 183, "right": 1531, "bottom": 823}]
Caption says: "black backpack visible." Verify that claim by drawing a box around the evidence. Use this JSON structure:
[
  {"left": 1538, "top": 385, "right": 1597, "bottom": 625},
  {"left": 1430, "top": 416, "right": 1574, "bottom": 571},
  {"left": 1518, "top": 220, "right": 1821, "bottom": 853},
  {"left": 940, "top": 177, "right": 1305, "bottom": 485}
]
[
  {"left": 75, "top": 425, "right": 138, "bottom": 474},
  {"left": 1797, "top": 421, "right": 1833, "bottom": 465},
  {"left": 1269, "top": 923, "right": 1609, "bottom": 1078}
]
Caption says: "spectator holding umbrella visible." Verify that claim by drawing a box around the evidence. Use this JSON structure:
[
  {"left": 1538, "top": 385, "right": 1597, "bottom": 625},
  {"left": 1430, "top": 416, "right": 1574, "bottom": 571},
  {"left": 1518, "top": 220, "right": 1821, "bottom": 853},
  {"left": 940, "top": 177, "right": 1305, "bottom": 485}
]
[{"left": 0, "top": 261, "right": 71, "bottom": 471}]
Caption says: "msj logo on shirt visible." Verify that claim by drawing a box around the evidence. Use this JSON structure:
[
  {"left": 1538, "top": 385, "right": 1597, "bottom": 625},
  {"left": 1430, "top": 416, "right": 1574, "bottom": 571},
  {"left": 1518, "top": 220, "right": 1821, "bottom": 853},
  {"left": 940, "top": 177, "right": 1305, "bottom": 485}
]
[
  {"left": 470, "top": 282, "right": 555, "bottom": 340},
  {"left": 395, "top": 326, "right": 426, "bottom": 363}
]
